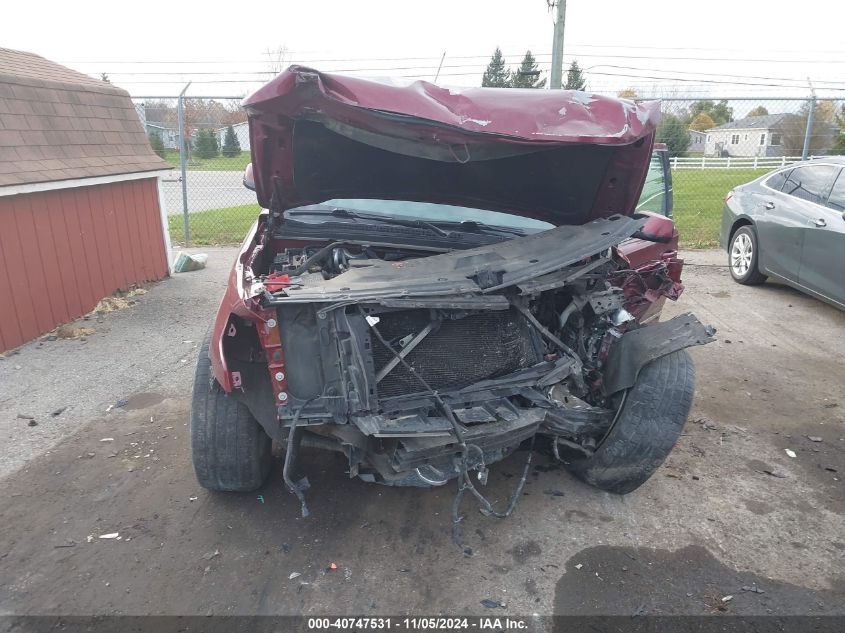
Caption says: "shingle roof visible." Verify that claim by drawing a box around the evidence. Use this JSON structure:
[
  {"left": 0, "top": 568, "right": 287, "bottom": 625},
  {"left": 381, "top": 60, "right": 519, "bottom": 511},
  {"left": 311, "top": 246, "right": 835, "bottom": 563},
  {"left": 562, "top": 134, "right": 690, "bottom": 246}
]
[
  {"left": 0, "top": 48, "right": 170, "bottom": 188},
  {"left": 708, "top": 113, "right": 798, "bottom": 131}
]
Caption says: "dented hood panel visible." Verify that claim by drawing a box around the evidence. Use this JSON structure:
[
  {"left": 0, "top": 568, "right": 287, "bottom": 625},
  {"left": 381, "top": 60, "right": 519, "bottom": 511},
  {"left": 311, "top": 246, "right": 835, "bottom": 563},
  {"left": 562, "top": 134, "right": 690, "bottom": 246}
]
[{"left": 242, "top": 66, "right": 660, "bottom": 225}]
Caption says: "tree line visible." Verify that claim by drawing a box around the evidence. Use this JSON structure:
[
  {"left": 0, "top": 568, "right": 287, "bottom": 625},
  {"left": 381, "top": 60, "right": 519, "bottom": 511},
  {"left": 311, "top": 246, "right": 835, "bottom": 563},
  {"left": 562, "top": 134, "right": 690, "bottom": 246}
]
[
  {"left": 148, "top": 124, "right": 242, "bottom": 160},
  {"left": 480, "top": 47, "right": 587, "bottom": 91}
]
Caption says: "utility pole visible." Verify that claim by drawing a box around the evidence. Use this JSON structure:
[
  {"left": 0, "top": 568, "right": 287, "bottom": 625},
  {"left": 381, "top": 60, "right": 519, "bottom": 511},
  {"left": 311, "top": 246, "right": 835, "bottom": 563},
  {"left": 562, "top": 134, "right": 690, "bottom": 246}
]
[
  {"left": 549, "top": 0, "right": 567, "bottom": 89},
  {"left": 801, "top": 78, "right": 816, "bottom": 161}
]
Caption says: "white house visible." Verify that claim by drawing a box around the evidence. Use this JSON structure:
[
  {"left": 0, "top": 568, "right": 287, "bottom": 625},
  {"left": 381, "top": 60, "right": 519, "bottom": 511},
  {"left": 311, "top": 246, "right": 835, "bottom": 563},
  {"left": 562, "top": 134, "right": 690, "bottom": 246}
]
[
  {"left": 688, "top": 130, "right": 706, "bottom": 154},
  {"left": 704, "top": 113, "right": 799, "bottom": 157},
  {"left": 145, "top": 122, "right": 179, "bottom": 150},
  {"left": 217, "top": 121, "right": 250, "bottom": 153}
]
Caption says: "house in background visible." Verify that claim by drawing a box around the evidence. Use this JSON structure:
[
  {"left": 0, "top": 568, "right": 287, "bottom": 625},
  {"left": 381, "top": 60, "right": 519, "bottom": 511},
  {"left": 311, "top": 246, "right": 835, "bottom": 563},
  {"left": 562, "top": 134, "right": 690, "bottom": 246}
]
[
  {"left": 688, "top": 129, "right": 706, "bottom": 154},
  {"left": 216, "top": 121, "right": 250, "bottom": 153},
  {"left": 145, "top": 122, "right": 179, "bottom": 149},
  {"left": 704, "top": 113, "right": 799, "bottom": 157},
  {"left": 0, "top": 47, "right": 172, "bottom": 352}
]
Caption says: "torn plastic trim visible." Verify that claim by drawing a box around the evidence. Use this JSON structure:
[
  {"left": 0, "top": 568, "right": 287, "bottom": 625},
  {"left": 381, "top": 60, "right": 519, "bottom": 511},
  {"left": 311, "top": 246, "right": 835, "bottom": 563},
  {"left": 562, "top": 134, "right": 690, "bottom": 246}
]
[{"left": 601, "top": 312, "right": 716, "bottom": 395}]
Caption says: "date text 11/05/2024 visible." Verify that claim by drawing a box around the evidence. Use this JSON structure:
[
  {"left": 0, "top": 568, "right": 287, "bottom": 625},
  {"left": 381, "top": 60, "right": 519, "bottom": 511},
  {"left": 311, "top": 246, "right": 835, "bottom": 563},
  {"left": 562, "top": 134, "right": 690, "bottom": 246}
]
[{"left": 307, "top": 617, "right": 529, "bottom": 630}]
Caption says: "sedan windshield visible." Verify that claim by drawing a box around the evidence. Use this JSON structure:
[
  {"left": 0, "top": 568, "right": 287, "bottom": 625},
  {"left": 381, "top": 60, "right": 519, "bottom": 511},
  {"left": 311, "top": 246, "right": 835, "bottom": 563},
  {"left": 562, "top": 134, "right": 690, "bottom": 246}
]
[{"left": 322, "top": 199, "right": 554, "bottom": 232}]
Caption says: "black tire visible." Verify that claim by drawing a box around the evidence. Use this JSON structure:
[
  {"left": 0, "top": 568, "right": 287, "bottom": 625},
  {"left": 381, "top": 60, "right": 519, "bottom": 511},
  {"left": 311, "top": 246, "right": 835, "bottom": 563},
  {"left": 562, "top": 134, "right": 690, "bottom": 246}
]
[
  {"left": 191, "top": 337, "right": 272, "bottom": 492},
  {"left": 728, "top": 225, "right": 767, "bottom": 285},
  {"left": 565, "top": 350, "right": 695, "bottom": 494}
]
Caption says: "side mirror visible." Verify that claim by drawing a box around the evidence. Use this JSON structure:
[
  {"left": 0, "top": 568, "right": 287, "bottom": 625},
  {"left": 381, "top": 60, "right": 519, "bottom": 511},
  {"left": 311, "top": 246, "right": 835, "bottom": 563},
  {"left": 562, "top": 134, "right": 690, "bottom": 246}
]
[{"left": 243, "top": 163, "right": 256, "bottom": 191}]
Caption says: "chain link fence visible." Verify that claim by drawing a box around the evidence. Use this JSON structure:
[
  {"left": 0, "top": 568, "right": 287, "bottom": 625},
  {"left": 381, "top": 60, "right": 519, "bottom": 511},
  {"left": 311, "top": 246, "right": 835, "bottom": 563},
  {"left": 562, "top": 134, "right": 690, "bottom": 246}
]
[{"left": 134, "top": 95, "right": 845, "bottom": 248}]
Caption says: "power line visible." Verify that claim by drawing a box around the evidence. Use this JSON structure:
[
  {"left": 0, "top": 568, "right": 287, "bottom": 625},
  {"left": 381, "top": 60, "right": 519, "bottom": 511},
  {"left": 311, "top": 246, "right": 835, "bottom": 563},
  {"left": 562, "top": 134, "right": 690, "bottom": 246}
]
[{"left": 63, "top": 51, "right": 845, "bottom": 66}]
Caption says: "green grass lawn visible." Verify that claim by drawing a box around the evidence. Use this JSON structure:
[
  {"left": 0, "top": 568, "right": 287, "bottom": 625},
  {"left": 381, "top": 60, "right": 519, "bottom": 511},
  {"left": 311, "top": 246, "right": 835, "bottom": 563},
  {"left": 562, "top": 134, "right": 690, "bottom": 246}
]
[
  {"left": 163, "top": 150, "right": 251, "bottom": 172},
  {"left": 168, "top": 168, "right": 771, "bottom": 247},
  {"left": 672, "top": 168, "right": 768, "bottom": 247},
  {"left": 169, "top": 204, "right": 260, "bottom": 245}
]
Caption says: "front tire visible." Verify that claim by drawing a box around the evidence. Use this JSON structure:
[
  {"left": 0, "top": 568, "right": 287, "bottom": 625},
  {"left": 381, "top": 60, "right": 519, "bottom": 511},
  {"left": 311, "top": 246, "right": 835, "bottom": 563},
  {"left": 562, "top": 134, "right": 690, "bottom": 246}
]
[
  {"left": 191, "top": 338, "right": 272, "bottom": 492},
  {"left": 729, "top": 225, "right": 767, "bottom": 285},
  {"left": 565, "top": 350, "right": 695, "bottom": 494}
]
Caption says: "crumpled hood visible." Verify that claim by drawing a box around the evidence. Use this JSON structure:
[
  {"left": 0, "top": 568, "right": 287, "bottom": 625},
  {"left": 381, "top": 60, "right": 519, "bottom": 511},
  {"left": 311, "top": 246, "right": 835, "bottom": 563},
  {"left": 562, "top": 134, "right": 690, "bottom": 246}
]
[{"left": 242, "top": 66, "right": 660, "bottom": 226}]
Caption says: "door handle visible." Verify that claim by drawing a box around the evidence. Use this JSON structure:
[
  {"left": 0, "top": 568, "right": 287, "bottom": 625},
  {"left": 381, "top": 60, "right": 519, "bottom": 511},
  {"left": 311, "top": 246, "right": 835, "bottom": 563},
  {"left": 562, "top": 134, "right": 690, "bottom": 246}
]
[
  {"left": 813, "top": 218, "right": 827, "bottom": 227},
  {"left": 764, "top": 202, "right": 775, "bottom": 210}
]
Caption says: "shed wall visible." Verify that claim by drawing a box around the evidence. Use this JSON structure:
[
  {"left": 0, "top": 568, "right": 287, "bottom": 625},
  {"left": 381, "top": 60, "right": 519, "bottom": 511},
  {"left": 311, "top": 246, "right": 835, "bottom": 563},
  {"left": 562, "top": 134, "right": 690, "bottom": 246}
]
[{"left": 0, "top": 177, "right": 168, "bottom": 352}]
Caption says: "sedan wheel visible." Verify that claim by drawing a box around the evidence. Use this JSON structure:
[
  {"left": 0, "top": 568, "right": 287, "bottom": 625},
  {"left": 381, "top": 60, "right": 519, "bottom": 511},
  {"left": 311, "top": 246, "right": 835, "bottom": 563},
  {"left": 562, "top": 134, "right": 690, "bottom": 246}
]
[{"left": 728, "top": 226, "right": 767, "bottom": 285}]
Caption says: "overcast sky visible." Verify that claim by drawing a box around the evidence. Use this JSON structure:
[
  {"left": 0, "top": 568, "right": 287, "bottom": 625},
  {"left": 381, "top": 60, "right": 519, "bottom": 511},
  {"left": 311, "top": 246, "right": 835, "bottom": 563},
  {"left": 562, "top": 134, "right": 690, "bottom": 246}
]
[{"left": 3, "top": 0, "right": 844, "bottom": 102}]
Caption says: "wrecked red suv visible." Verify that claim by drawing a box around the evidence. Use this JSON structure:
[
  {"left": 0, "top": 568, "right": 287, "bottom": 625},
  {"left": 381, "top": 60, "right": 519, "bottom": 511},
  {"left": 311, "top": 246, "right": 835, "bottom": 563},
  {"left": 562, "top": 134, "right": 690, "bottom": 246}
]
[{"left": 191, "top": 67, "right": 714, "bottom": 517}]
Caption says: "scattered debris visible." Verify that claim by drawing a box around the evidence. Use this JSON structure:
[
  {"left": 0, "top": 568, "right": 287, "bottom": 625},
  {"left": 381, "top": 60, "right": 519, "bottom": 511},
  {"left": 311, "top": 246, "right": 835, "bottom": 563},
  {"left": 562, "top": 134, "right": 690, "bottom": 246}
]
[
  {"left": 575, "top": 563, "right": 583, "bottom": 570},
  {"left": 55, "top": 324, "right": 96, "bottom": 339},
  {"left": 807, "top": 436, "right": 823, "bottom": 443},
  {"left": 16, "top": 413, "right": 35, "bottom": 420},
  {"left": 289, "top": 572, "right": 301, "bottom": 580},
  {"left": 27, "top": 419, "right": 38, "bottom": 427},
  {"left": 721, "top": 595, "right": 734, "bottom": 603},
  {"left": 257, "top": 495, "right": 265, "bottom": 504},
  {"left": 188, "top": 495, "right": 198, "bottom": 502},
  {"left": 480, "top": 599, "right": 506, "bottom": 609},
  {"left": 98, "top": 533, "right": 120, "bottom": 540},
  {"left": 99, "top": 438, "right": 114, "bottom": 442},
  {"left": 329, "top": 562, "right": 338, "bottom": 570},
  {"left": 51, "top": 407, "right": 67, "bottom": 417},
  {"left": 741, "top": 585, "right": 765, "bottom": 594},
  {"left": 174, "top": 252, "right": 208, "bottom": 273},
  {"left": 53, "top": 541, "right": 76, "bottom": 548},
  {"left": 632, "top": 604, "right": 648, "bottom": 617},
  {"left": 824, "top": 466, "right": 838, "bottom": 473},
  {"left": 785, "top": 449, "right": 797, "bottom": 458},
  {"left": 201, "top": 549, "right": 220, "bottom": 561},
  {"left": 695, "top": 417, "right": 718, "bottom": 431},
  {"left": 86, "top": 535, "right": 95, "bottom": 543},
  {"left": 282, "top": 543, "right": 292, "bottom": 554},
  {"left": 93, "top": 288, "right": 147, "bottom": 314},
  {"left": 763, "top": 469, "right": 787, "bottom": 478}
]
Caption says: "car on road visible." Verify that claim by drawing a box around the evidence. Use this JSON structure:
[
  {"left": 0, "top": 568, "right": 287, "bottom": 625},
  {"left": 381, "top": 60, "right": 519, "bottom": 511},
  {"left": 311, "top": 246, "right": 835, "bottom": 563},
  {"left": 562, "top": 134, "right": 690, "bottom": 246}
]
[
  {"left": 191, "top": 67, "right": 714, "bottom": 517},
  {"left": 721, "top": 157, "right": 845, "bottom": 310}
]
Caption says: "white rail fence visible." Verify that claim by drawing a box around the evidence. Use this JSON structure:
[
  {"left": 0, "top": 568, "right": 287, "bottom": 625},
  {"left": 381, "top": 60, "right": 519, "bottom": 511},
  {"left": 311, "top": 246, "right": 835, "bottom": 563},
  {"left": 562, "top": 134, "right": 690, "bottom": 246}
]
[{"left": 670, "top": 155, "right": 833, "bottom": 170}]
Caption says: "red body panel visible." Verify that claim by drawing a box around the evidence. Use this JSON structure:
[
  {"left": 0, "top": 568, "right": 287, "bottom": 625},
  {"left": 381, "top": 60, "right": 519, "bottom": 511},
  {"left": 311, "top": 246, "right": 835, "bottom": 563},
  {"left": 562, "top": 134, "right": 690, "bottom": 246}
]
[{"left": 0, "top": 179, "right": 168, "bottom": 353}]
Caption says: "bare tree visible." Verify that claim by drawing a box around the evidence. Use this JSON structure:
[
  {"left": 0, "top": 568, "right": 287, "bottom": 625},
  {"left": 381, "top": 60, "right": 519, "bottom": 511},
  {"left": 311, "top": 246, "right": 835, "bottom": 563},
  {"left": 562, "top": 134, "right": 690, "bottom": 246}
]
[{"left": 265, "top": 46, "right": 289, "bottom": 75}]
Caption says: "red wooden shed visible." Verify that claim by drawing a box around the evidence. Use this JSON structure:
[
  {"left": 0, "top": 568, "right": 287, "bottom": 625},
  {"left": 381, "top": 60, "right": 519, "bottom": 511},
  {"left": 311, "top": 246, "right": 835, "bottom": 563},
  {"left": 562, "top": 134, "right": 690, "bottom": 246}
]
[{"left": 0, "top": 48, "right": 172, "bottom": 353}]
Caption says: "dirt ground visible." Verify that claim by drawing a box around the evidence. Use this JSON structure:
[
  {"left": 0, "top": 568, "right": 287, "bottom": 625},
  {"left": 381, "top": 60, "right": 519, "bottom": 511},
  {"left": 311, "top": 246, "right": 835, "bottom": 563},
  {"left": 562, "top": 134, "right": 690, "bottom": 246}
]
[{"left": 0, "top": 248, "right": 843, "bottom": 621}]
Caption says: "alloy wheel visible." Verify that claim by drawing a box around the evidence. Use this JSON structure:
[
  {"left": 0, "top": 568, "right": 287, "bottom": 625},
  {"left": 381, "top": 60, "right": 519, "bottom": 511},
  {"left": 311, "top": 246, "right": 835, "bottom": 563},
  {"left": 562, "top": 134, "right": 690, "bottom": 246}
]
[{"left": 731, "top": 232, "right": 753, "bottom": 277}]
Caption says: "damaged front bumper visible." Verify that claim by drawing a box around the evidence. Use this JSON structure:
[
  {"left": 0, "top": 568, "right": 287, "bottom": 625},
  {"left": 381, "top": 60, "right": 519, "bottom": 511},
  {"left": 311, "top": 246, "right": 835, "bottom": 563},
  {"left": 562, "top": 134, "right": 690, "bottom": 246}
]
[{"left": 223, "top": 215, "right": 715, "bottom": 491}]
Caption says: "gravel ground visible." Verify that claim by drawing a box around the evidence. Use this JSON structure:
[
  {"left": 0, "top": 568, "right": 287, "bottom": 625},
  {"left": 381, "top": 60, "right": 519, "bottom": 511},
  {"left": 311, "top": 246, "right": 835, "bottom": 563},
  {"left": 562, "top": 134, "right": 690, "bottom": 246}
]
[{"left": 0, "top": 248, "right": 843, "bottom": 621}]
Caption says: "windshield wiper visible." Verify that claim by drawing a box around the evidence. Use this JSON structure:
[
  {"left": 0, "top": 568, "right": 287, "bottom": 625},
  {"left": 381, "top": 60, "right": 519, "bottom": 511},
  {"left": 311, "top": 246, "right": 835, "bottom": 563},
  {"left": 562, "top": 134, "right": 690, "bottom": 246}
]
[
  {"left": 455, "top": 220, "right": 526, "bottom": 236},
  {"left": 330, "top": 209, "right": 454, "bottom": 237}
]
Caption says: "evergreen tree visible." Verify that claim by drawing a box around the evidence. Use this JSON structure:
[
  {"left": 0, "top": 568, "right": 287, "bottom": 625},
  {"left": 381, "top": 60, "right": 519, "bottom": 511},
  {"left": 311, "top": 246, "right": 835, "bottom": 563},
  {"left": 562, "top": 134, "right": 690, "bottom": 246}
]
[
  {"left": 148, "top": 131, "right": 166, "bottom": 159},
  {"left": 221, "top": 125, "right": 242, "bottom": 157},
  {"left": 481, "top": 47, "right": 511, "bottom": 88},
  {"left": 193, "top": 129, "right": 220, "bottom": 159},
  {"left": 563, "top": 60, "right": 586, "bottom": 91},
  {"left": 510, "top": 50, "right": 546, "bottom": 89},
  {"left": 656, "top": 114, "right": 691, "bottom": 157}
]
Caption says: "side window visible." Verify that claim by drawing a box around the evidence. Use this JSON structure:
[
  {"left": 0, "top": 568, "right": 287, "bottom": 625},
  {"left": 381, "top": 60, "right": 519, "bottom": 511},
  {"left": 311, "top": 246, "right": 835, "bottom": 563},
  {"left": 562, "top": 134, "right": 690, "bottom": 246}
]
[
  {"left": 765, "top": 168, "right": 792, "bottom": 191},
  {"left": 826, "top": 170, "right": 845, "bottom": 212},
  {"left": 782, "top": 165, "right": 839, "bottom": 204},
  {"left": 635, "top": 152, "right": 667, "bottom": 215}
]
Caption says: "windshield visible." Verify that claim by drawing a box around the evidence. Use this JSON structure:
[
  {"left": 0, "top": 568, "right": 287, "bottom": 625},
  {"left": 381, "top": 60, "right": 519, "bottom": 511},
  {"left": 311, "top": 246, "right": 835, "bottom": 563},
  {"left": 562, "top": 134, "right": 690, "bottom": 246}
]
[{"left": 322, "top": 199, "right": 554, "bottom": 232}]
